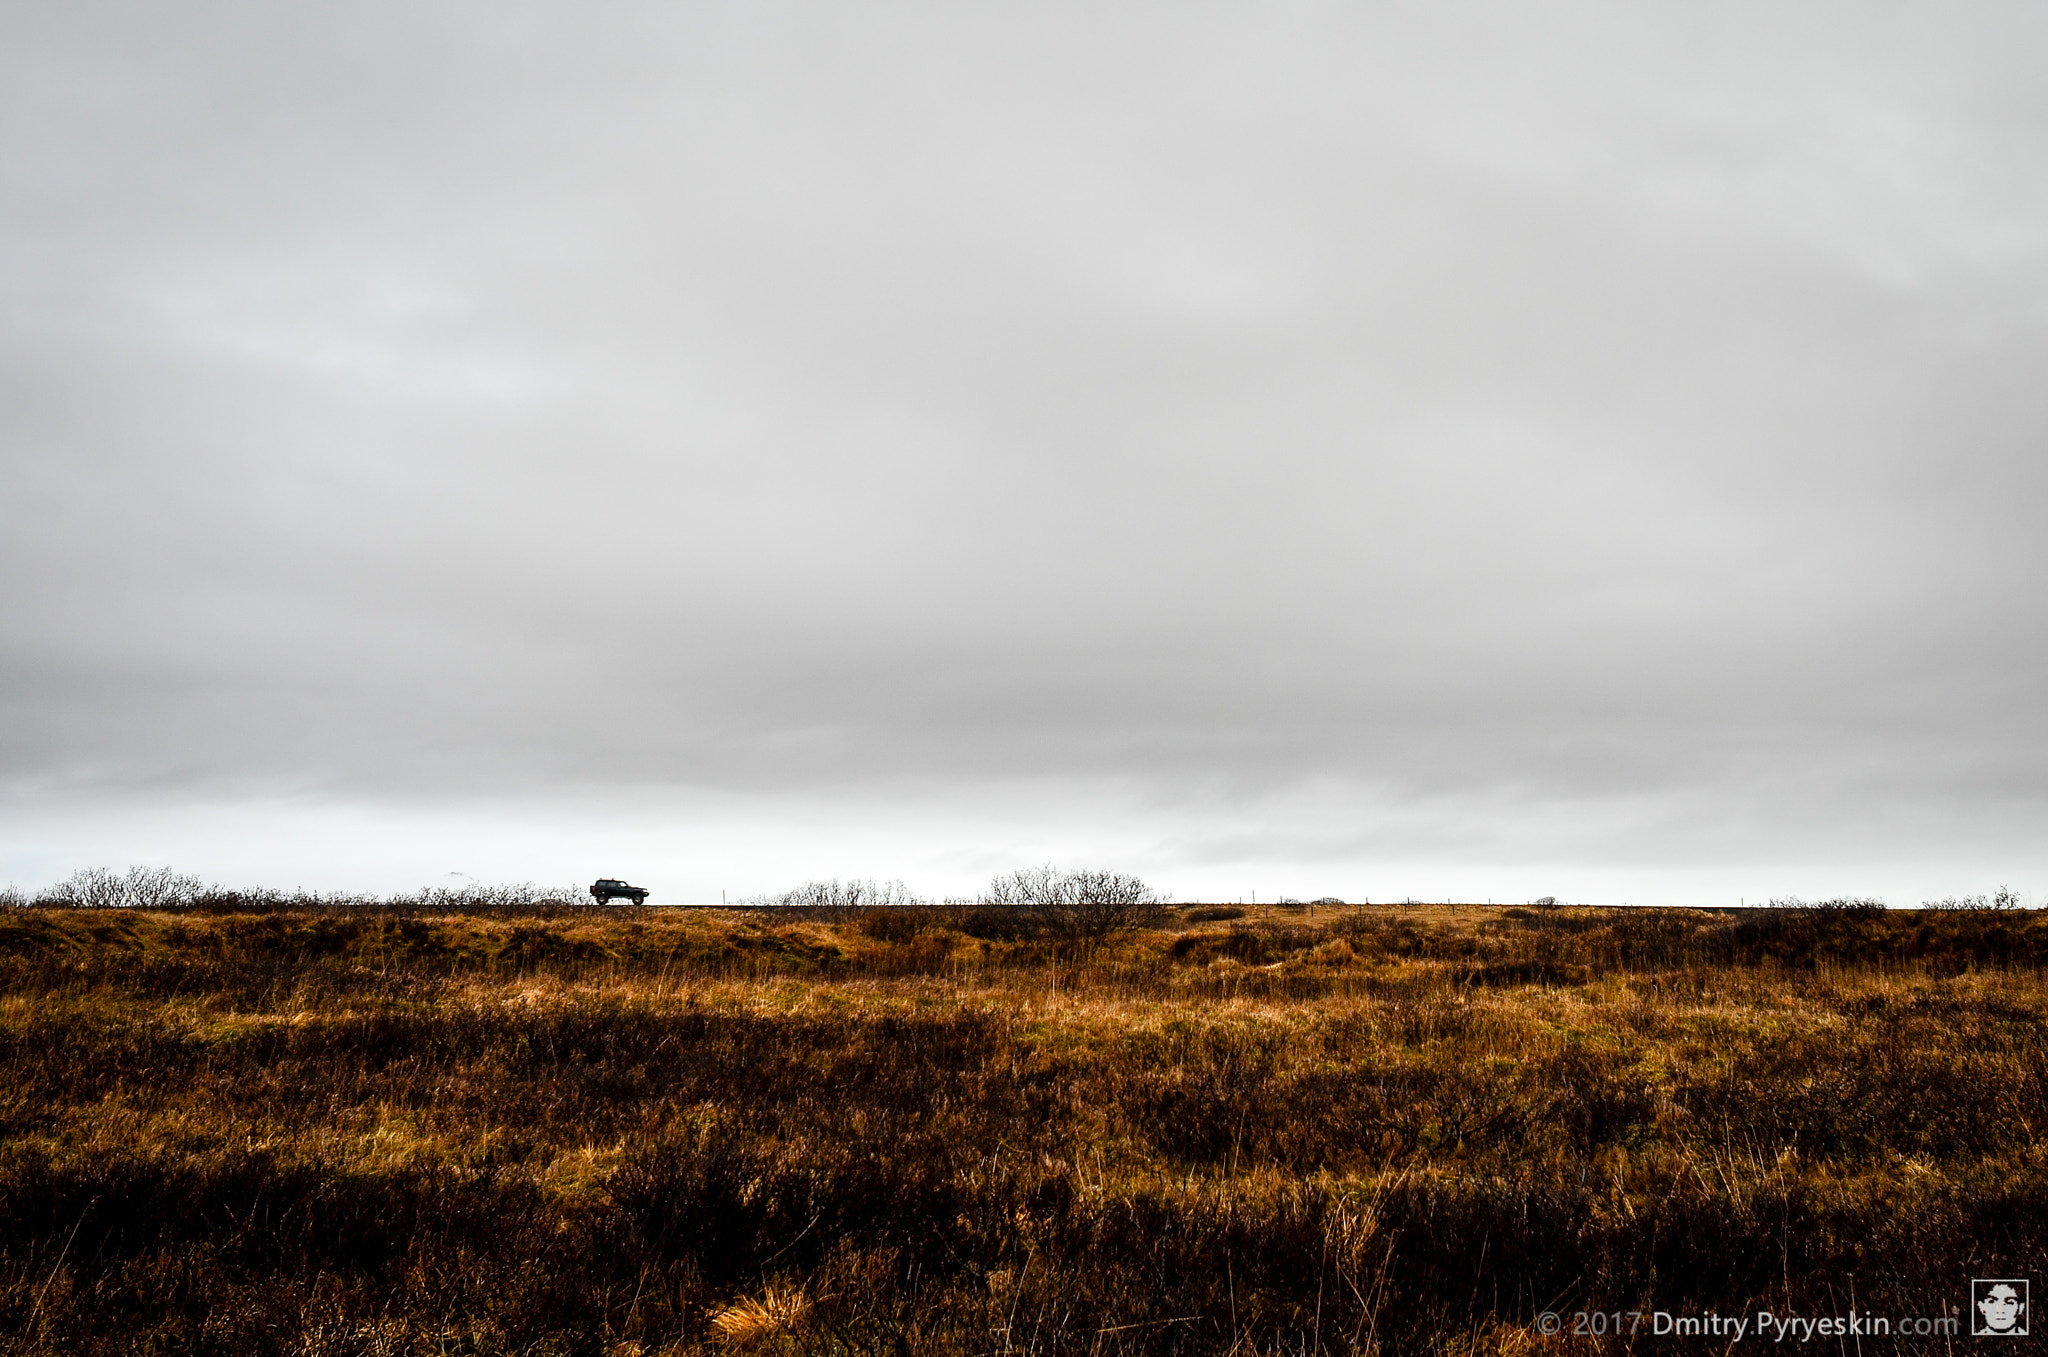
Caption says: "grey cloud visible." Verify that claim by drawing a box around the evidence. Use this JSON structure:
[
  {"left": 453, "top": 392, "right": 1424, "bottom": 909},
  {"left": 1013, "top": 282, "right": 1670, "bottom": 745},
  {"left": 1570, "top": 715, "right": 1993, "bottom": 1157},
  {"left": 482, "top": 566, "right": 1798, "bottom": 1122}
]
[{"left": 4, "top": 0, "right": 2046, "bottom": 895}]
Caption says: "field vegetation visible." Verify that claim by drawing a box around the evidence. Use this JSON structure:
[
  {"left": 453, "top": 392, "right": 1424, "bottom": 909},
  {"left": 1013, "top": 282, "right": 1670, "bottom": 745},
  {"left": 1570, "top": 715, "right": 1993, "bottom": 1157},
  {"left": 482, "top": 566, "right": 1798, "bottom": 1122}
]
[{"left": 0, "top": 893, "right": 2043, "bottom": 1354}]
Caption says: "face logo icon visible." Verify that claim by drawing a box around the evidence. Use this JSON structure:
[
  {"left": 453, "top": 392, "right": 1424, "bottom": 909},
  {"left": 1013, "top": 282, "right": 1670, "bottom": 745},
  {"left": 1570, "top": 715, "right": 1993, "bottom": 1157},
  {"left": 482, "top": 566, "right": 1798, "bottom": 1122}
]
[{"left": 1973, "top": 1280, "right": 2029, "bottom": 1337}]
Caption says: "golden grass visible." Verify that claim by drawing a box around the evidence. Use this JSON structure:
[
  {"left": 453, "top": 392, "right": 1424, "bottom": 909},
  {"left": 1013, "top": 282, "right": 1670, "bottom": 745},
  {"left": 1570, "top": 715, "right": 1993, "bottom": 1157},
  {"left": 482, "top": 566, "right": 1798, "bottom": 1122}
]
[
  {"left": 709, "top": 1286, "right": 815, "bottom": 1345},
  {"left": 0, "top": 901, "right": 2042, "bottom": 1353}
]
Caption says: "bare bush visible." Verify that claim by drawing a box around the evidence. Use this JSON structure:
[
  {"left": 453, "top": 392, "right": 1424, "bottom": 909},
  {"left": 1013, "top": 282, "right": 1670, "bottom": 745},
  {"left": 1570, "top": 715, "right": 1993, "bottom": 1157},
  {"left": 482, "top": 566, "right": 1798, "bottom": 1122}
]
[
  {"left": 1766, "top": 896, "right": 1886, "bottom": 916},
  {"left": 981, "top": 866, "right": 1166, "bottom": 941},
  {"left": 980, "top": 866, "right": 1062, "bottom": 910},
  {"left": 35, "top": 865, "right": 208, "bottom": 909},
  {"left": 188, "top": 886, "right": 386, "bottom": 910},
  {"left": 398, "top": 882, "right": 585, "bottom": 910},
  {"left": 740, "top": 879, "right": 923, "bottom": 914},
  {"left": 126, "top": 865, "right": 209, "bottom": 908},
  {"left": 1926, "top": 886, "right": 2025, "bottom": 912},
  {"left": 22, "top": 873, "right": 591, "bottom": 913},
  {"left": 35, "top": 866, "right": 118, "bottom": 908}
]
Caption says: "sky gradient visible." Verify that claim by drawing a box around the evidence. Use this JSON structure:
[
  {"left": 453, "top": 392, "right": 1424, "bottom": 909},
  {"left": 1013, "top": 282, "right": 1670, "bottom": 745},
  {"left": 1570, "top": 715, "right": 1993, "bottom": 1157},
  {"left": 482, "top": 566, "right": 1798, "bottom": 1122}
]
[{"left": 4, "top": 1, "right": 2046, "bottom": 905}]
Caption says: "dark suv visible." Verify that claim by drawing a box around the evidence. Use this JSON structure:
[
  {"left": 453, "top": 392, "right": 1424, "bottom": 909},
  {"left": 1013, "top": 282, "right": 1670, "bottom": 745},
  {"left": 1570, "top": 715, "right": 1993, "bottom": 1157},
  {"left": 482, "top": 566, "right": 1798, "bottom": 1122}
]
[{"left": 589, "top": 878, "right": 650, "bottom": 905}]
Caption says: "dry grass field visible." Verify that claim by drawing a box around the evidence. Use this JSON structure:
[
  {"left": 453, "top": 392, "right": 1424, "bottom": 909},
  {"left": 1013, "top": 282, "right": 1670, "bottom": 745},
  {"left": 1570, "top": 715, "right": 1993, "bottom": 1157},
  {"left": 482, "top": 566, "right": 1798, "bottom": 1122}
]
[{"left": 1, "top": 900, "right": 2043, "bottom": 1355}]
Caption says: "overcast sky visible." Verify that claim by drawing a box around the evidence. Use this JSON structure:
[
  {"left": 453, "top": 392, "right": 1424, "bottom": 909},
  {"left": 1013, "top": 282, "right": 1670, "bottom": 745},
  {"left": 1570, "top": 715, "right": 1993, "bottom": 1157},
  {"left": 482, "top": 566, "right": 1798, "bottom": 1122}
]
[{"left": 4, "top": 1, "right": 2045, "bottom": 904}]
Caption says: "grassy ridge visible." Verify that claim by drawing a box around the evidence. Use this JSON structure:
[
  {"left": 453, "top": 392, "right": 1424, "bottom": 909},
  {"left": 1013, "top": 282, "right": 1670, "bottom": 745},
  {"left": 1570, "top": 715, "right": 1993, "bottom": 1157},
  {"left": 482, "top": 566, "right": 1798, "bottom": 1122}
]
[{"left": 0, "top": 904, "right": 2042, "bottom": 1354}]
